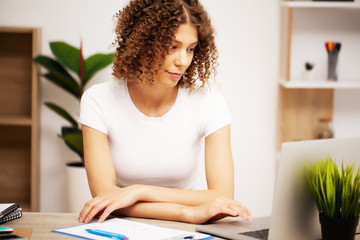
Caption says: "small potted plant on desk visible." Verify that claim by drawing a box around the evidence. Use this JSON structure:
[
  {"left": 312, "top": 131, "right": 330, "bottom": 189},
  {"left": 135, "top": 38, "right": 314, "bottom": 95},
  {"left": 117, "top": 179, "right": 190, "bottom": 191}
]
[
  {"left": 34, "top": 41, "right": 114, "bottom": 212},
  {"left": 305, "top": 157, "right": 360, "bottom": 240}
]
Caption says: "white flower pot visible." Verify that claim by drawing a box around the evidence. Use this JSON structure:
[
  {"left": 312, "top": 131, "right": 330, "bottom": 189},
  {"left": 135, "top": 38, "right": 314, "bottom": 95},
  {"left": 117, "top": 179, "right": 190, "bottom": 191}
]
[
  {"left": 302, "top": 70, "right": 314, "bottom": 82},
  {"left": 66, "top": 163, "right": 93, "bottom": 213}
]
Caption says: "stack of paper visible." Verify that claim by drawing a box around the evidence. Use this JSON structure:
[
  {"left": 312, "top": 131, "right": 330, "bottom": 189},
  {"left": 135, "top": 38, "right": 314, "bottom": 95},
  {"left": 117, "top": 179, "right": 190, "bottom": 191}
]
[{"left": 53, "top": 218, "right": 213, "bottom": 240}]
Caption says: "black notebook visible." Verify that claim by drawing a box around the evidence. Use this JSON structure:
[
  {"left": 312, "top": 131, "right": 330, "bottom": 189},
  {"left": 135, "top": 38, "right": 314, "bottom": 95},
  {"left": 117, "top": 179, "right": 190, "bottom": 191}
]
[{"left": 0, "top": 203, "right": 22, "bottom": 224}]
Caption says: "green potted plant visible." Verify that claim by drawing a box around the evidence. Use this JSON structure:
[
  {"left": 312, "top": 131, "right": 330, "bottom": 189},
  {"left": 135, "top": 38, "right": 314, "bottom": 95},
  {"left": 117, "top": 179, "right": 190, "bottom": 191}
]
[
  {"left": 305, "top": 62, "right": 314, "bottom": 71},
  {"left": 34, "top": 41, "right": 114, "bottom": 211},
  {"left": 305, "top": 157, "right": 360, "bottom": 240}
]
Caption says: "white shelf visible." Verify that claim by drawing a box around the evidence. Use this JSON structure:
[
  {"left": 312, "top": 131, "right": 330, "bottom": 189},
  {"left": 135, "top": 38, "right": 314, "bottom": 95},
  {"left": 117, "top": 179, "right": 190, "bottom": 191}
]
[
  {"left": 281, "top": 1, "right": 360, "bottom": 9},
  {"left": 279, "top": 79, "right": 360, "bottom": 89}
]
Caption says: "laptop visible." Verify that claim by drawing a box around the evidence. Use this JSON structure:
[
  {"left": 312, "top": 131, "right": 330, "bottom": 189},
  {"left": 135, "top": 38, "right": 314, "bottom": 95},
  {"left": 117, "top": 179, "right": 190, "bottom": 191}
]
[{"left": 196, "top": 137, "right": 360, "bottom": 240}]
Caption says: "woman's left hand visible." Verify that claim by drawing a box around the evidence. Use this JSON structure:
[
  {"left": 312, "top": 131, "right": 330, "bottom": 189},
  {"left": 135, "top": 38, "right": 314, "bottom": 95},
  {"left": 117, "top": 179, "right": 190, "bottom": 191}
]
[
  {"left": 185, "top": 196, "right": 252, "bottom": 224},
  {"left": 78, "top": 185, "right": 142, "bottom": 223}
]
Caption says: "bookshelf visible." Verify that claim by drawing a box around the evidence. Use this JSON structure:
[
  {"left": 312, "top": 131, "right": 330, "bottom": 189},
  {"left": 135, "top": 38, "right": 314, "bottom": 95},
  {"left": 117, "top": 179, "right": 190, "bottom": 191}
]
[
  {"left": 0, "top": 27, "right": 39, "bottom": 211},
  {"left": 281, "top": 1, "right": 360, "bottom": 9},
  {"left": 277, "top": 2, "right": 360, "bottom": 150},
  {"left": 279, "top": 79, "right": 360, "bottom": 89}
]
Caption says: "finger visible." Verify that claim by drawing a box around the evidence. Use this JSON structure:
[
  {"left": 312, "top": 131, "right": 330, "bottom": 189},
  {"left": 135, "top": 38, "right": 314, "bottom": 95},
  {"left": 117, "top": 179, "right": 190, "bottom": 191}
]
[
  {"left": 98, "top": 204, "right": 117, "bottom": 223},
  {"left": 228, "top": 200, "right": 251, "bottom": 217},
  {"left": 79, "top": 196, "right": 105, "bottom": 223},
  {"left": 222, "top": 206, "right": 239, "bottom": 217},
  {"left": 218, "top": 199, "right": 251, "bottom": 221},
  {"left": 206, "top": 213, "right": 231, "bottom": 223},
  {"left": 79, "top": 199, "right": 96, "bottom": 223},
  {"left": 231, "top": 200, "right": 251, "bottom": 215},
  {"left": 208, "top": 206, "right": 238, "bottom": 223},
  {"left": 215, "top": 197, "right": 250, "bottom": 214},
  {"left": 209, "top": 204, "right": 238, "bottom": 218},
  {"left": 230, "top": 203, "right": 252, "bottom": 221},
  {"left": 82, "top": 196, "right": 113, "bottom": 223},
  {"left": 85, "top": 199, "right": 114, "bottom": 223}
]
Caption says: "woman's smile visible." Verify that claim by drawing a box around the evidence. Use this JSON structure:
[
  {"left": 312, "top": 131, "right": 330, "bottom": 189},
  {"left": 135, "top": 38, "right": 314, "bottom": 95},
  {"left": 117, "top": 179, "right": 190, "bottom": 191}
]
[{"left": 166, "top": 71, "right": 182, "bottom": 80}]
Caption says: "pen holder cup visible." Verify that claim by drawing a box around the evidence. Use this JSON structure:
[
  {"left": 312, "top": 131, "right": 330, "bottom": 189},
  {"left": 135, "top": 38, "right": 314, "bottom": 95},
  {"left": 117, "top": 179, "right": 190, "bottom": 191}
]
[{"left": 327, "top": 52, "right": 339, "bottom": 82}]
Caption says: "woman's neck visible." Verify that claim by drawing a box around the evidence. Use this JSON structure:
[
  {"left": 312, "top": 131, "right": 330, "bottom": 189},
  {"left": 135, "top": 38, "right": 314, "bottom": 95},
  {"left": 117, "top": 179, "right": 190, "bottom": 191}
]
[{"left": 127, "top": 80, "right": 179, "bottom": 117}]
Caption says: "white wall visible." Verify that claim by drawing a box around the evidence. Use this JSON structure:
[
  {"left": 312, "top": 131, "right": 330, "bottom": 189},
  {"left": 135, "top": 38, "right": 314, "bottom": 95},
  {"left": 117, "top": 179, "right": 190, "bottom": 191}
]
[{"left": 0, "top": 0, "right": 279, "bottom": 217}]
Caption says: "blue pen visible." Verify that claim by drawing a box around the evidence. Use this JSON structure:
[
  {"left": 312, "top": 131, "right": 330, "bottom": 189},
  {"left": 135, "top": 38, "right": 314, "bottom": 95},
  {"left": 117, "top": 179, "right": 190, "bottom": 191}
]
[{"left": 85, "top": 229, "right": 129, "bottom": 240}]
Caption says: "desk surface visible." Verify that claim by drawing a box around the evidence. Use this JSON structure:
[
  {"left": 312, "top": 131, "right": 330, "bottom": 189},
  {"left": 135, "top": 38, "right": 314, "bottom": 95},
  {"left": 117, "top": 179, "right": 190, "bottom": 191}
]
[
  {"left": 3, "top": 212, "right": 224, "bottom": 240},
  {"left": 5, "top": 212, "right": 360, "bottom": 240}
]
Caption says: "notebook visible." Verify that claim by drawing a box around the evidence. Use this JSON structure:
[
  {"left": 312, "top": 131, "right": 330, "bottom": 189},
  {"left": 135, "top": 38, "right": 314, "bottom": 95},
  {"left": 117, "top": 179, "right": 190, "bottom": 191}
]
[
  {"left": 0, "top": 208, "right": 22, "bottom": 224},
  {"left": 0, "top": 203, "right": 22, "bottom": 224},
  {"left": 0, "top": 204, "right": 18, "bottom": 219},
  {"left": 196, "top": 136, "right": 360, "bottom": 240},
  {"left": 53, "top": 217, "right": 213, "bottom": 240}
]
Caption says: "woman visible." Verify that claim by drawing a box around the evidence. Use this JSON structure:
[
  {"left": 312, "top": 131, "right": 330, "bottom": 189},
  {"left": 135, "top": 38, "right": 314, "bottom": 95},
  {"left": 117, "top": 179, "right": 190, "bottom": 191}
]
[{"left": 78, "top": 0, "right": 251, "bottom": 224}]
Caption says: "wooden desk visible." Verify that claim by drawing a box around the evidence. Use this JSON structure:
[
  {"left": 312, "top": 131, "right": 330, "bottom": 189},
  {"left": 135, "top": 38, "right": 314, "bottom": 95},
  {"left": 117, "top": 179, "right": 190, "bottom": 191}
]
[
  {"left": 4, "top": 212, "right": 360, "bottom": 240},
  {"left": 2, "top": 212, "right": 224, "bottom": 239}
]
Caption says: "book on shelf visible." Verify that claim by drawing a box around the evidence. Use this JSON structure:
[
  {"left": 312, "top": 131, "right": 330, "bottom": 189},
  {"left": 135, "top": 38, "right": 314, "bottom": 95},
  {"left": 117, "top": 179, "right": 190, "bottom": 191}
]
[{"left": 0, "top": 203, "right": 22, "bottom": 224}]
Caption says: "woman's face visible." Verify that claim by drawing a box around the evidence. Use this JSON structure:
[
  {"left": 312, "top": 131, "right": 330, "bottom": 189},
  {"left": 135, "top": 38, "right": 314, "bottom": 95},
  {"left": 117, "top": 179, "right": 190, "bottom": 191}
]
[{"left": 154, "top": 23, "right": 198, "bottom": 88}]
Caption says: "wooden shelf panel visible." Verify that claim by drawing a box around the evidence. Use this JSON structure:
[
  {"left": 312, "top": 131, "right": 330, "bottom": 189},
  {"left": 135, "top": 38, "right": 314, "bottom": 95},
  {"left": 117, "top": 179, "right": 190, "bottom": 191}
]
[
  {"left": 0, "top": 125, "right": 31, "bottom": 147},
  {"left": 0, "top": 27, "right": 38, "bottom": 211},
  {"left": 277, "top": 86, "right": 334, "bottom": 150},
  {"left": 0, "top": 146, "right": 31, "bottom": 204},
  {"left": 0, "top": 27, "right": 36, "bottom": 33},
  {"left": 281, "top": 1, "right": 360, "bottom": 9},
  {"left": 0, "top": 31, "right": 33, "bottom": 116},
  {"left": 0, "top": 126, "right": 31, "bottom": 205},
  {"left": 0, "top": 116, "right": 32, "bottom": 126},
  {"left": 279, "top": 79, "right": 360, "bottom": 89}
]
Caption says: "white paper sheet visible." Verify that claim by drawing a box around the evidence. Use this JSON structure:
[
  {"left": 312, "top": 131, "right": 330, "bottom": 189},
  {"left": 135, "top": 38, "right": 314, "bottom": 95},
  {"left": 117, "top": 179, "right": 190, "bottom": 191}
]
[{"left": 52, "top": 218, "right": 213, "bottom": 240}]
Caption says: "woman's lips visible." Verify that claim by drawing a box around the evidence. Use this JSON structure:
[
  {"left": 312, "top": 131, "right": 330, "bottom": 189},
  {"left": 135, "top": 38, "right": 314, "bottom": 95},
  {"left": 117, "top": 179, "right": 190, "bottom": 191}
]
[{"left": 167, "top": 71, "right": 182, "bottom": 79}]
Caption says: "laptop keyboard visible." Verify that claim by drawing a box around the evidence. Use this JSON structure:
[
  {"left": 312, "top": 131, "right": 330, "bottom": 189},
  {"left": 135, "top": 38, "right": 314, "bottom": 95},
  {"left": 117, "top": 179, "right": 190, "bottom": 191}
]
[{"left": 239, "top": 228, "right": 269, "bottom": 240}]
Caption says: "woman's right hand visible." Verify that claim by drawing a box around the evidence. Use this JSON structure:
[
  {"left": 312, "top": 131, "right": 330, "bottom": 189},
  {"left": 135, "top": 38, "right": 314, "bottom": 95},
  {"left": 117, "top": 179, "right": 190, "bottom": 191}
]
[
  {"left": 78, "top": 184, "right": 143, "bottom": 223},
  {"left": 185, "top": 196, "right": 252, "bottom": 224}
]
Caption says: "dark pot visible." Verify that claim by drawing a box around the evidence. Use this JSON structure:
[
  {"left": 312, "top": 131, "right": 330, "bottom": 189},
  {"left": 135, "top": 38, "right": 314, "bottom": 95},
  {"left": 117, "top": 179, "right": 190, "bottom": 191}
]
[
  {"left": 66, "top": 161, "right": 84, "bottom": 168},
  {"left": 319, "top": 214, "right": 359, "bottom": 240},
  {"left": 313, "top": 0, "right": 353, "bottom": 2}
]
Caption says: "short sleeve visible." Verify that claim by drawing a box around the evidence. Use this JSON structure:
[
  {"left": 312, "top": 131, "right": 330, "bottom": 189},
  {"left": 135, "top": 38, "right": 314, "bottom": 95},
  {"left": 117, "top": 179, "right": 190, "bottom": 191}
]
[
  {"left": 203, "top": 90, "right": 231, "bottom": 137},
  {"left": 79, "top": 87, "right": 108, "bottom": 135}
]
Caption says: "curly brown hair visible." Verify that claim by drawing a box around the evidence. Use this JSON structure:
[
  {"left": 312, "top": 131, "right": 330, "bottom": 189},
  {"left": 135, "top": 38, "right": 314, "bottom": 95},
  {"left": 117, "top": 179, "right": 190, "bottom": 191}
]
[{"left": 112, "top": 0, "right": 218, "bottom": 88}]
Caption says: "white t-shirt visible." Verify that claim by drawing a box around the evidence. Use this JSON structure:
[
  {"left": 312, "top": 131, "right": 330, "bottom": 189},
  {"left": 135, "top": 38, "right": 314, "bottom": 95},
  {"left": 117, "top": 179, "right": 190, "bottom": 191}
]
[{"left": 79, "top": 80, "right": 231, "bottom": 189}]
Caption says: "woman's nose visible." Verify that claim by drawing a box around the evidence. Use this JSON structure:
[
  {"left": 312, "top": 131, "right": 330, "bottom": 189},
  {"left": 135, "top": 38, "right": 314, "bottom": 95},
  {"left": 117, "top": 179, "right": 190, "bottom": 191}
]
[{"left": 175, "top": 50, "right": 188, "bottom": 66}]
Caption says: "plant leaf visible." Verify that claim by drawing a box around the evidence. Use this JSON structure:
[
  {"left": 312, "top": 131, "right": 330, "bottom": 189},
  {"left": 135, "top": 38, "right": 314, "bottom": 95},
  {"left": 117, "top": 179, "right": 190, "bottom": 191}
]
[
  {"left": 326, "top": 163, "right": 335, "bottom": 217},
  {"left": 45, "top": 102, "right": 78, "bottom": 128},
  {"left": 34, "top": 55, "right": 72, "bottom": 79},
  {"left": 83, "top": 52, "right": 114, "bottom": 85},
  {"left": 42, "top": 73, "right": 81, "bottom": 99},
  {"left": 50, "top": 41, "right": 80, "bottom": 76},
  {"left": 305, "top": 157, "right": 360, "bottom": 219},
  {"left": 79, "top": 39, "right": 84, "bottom": 82},
  {"left": 34, "top": 56, "right": 81, "bottom": 98},
  {"left": 61, "top": 127, "right": 83, "bottom": 160}
]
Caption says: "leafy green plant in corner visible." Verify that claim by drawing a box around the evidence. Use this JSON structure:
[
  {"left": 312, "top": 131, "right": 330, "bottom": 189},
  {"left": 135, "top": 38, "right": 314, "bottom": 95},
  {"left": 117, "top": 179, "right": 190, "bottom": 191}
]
[
  {"left": 305, "top": 157, "right": 360, "bottom": 219},
  {"left": 34, "top": 41, "right": 114, "bottom": 165}
]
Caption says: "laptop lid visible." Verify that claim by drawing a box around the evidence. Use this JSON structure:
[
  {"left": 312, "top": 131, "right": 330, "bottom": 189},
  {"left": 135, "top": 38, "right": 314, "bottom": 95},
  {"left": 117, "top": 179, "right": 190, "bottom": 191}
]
[
  {"left": 269, "top": 136, "right": 360, "bottom": 240},
  {"left": 196, "top": 137, "right": 360, "bottom": 240}
]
